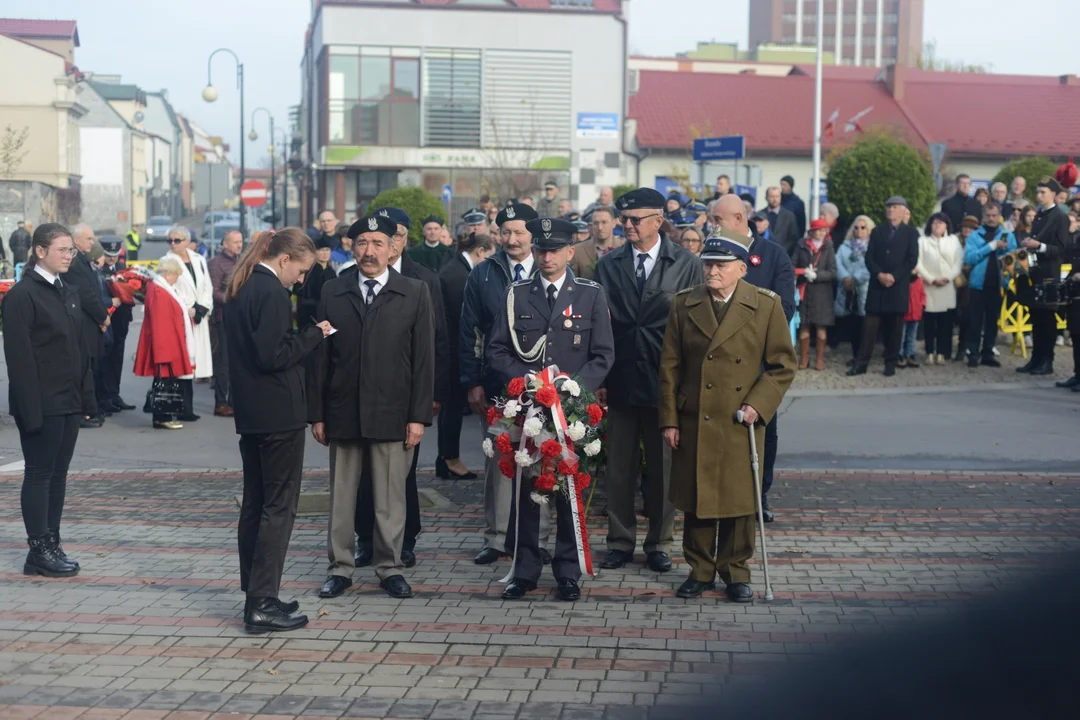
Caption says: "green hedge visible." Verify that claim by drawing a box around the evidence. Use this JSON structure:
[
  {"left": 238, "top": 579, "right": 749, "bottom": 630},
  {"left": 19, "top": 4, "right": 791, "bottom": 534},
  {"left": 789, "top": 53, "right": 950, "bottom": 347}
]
[
  {"left": 826, "top": 130, "right": 936, "bottom": 227},
  {"left": 369, "top": 187, "right": 447, "bottom": 246}
]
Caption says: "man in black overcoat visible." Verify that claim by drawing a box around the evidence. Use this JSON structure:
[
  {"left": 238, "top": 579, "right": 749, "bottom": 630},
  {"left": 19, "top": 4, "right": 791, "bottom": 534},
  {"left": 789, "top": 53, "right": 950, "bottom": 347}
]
[
  {"left": 62, "top": 225, "right": 109, "bottom": 427},
  {"left": 1017, "top": 177, "right": 1071, "bottom": 375}
]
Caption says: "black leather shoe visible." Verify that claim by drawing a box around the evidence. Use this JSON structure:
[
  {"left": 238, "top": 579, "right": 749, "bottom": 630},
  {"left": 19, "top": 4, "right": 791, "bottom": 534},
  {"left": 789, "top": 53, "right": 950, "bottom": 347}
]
[
  {"left": 436, "top": 457, "right": 477, "bottom": 480},
  {"left": 380, "top": 574, "right": 413, "bottom": 599},
  {"left": 113, "top": 397, "right": 137, "bottom": 411},
  {"left": 980, "top": 356, "right": 1001, "bottom": 368},
  {"left": 245, "top": 597, "right": 308, "bottom": 633},
  {"left": 354, "top": 542, "right": 373, "bottom": 568},
  {"left": 80, "top": 416, "right": 103, "bottom": 429},
  {"left": 726, "top": 582, "right": 754, "bottom": 603},
  {"left": 600, "top": 549, "right": 633, "bottom": 569},
  {"left": 557, "top": 578, "right": 581, "bottom": 601},
  {"left": 1029, "top": 361, "right": 1054, "bottom": 376},
  {"left": 23, "top": 535, "right": 77, "bottom": 578},
  {"left": 501, "top": 578, "right": 537, "bottom": 600},
  {"left": 48, "top": 530, "right": 79, "bottom": 570},
  {"left": 645, "top": 551, "right": 672, "bottom": 572},
  {"left": 883, "top": 364, "right": 896, "bottom": 377},
  {"left": 846, "top": 365, "right": 867, "bottom": 376},
  {"left": 968, "top": 356, "right": 980, "bottom": 368},
  {"left": 275, "top": 598, "right": 300, "bottom": 614},
  {"left": 762, "top": 507, "right": 775, "bottom": 523},
  {"left": 540, "top": 548, "right": 552, "bottom": 565},
  {"left": 1017, "top": 358, "right": 1038, "bottom": 373},
  {"left": 319, "top": 575, "right": 352, "bottom": 598},
  {"left": 676, "top": 577, "right": 716, "bottom": 599},
  {"left": 474, "top": 547, "right": 507, "bottom": 565},
  {"left": 1056, "top": 376, "right": 1080, "bottom": 388},
  {"left": 401, "top": 549, "right": 417, "bottom": 568},
  {"left": 953, "top": 348, "right": 966, "bottom": 362}
]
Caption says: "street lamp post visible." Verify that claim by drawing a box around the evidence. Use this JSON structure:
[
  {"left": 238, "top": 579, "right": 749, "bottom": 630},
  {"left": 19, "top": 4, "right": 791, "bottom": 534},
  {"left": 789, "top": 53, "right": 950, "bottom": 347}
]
[
  {"left": 203, "top": 48, "right": 245, "bottom": 239},
  {"left": 272, "top": 128, "right": 291, "bottom": 227},
  {"left": 249, "top": 107, "right": 276, "bottom": 228}
]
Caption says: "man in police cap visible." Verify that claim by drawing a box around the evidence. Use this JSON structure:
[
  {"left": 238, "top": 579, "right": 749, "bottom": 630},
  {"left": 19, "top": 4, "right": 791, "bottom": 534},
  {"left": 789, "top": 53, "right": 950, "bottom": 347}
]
[
  {"left": 487, "top": 217, "right": 615, "bottom": 601},
  {"left": 461, "top": 202, "right": 552, "bottom": 565},
  {"left": 457, "top": 208, "right": 487, "bottom": 243}
]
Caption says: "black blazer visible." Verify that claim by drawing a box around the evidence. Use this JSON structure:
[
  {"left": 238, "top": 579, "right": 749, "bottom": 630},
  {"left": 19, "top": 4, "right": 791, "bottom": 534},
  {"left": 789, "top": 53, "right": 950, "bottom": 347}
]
[
  {"left": 400, "top": 253, "right": 449, "bottom": 404},
  {"left": 294, "top": 263, "right": 336, "bottom": 330},
  {"left": 61, "top": 251, "right": 108, "bottom": 356},
  {"left": 941, "top": 193, "right": 982, "bottom": 232},
  {"left": 225, "top": 266, "right": 325, "bottom": 435},
  {"left": 1029, "top": 206, "right": 1069, "bottom": 284},
  {"left": 2, "top": 269, "right": 91, "bottom": 432},
  {"left": 308, "top": 266, "right": 435, "bottom": 442},
  {"left": 594, "top": 233, "right": 704, "bottom": 408},
  {"left": 864, "top": 222, "right": 920, "bottom": 315},
  {"left": 439, "top": 251, "right": 471, "bottom": 378}
]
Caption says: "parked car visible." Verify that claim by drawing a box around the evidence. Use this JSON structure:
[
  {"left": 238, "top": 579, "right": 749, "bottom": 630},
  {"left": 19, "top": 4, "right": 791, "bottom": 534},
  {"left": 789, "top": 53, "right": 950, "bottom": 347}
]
[{"left": 144, "top": 215, "right": 174, "bottom": 241}]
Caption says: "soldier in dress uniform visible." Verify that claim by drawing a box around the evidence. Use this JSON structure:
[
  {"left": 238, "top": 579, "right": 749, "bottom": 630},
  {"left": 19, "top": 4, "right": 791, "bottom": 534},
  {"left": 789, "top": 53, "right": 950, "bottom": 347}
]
[{"left": 487, "top": 217, "right": 615, "bottom": 601}]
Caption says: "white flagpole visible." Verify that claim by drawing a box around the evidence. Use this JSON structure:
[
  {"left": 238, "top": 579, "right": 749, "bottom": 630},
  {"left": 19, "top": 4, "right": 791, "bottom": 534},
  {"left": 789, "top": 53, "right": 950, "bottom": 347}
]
[{"left": 810, "top": 0, "right": 824, "bottom": 221}]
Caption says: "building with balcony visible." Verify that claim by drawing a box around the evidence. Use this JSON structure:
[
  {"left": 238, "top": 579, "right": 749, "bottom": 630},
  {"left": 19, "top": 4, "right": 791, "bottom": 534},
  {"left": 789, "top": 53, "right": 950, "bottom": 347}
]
[{"left": 298, "top": 0, "right": 628, "bottom": 223}]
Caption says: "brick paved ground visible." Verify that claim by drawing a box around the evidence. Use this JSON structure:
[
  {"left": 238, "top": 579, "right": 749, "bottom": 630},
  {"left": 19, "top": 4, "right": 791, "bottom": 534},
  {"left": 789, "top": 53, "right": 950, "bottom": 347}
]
[{"left": 0, "top": 467, "right": 1078, "bottom": 719}]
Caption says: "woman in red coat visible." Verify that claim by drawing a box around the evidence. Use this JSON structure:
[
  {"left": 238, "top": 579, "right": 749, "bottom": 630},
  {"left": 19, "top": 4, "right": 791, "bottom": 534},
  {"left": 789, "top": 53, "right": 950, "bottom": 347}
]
[{"left": 134, "top": 257, "right": 194, "bottom": 429}]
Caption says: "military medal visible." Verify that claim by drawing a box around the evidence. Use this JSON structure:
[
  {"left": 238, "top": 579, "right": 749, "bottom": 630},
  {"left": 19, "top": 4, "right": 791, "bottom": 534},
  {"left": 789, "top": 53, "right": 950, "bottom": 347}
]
[
  {"left": 562, "top": 304, "right": 573, "bottom": 328},
  {"left": 564, "top": 318, "right": 573, "bottom": 328}
]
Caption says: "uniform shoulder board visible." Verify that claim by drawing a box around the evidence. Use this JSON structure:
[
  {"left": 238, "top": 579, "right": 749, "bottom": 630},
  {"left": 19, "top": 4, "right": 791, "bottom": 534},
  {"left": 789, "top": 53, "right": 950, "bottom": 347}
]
[
  {"left": 757, "top": 287, "right": 777, "bottom": 298},
  {"left": 675, "top": 287, "right": 694, "bottom": 296},
  {"left": 572, "top": 277, "right": 601, "bottom": 288}
]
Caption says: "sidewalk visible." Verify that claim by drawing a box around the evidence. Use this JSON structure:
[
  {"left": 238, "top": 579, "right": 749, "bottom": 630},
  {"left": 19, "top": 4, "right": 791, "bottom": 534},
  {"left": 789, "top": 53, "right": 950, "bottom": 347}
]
[{"left": 1, "top": 466, "right": 1078, "bottom": 719}]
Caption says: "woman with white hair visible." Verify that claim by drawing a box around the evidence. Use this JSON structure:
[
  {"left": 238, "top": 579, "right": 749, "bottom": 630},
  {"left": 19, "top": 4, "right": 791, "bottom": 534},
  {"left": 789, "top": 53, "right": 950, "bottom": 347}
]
[
  {"left": 163, "top": 226, "right": 213, "bottom": 420},
  {"left": 834, "top": 215, "right": 875, "bottom": 363},
  {"left": 133, "top": 257, "right": 194, "bottom": 430}
]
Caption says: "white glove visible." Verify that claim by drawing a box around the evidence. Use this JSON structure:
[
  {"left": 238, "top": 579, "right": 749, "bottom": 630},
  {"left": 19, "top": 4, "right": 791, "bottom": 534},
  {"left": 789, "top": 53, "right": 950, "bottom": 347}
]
[{"left": 805, "top": 266, "right": 817, "bottom": 282}]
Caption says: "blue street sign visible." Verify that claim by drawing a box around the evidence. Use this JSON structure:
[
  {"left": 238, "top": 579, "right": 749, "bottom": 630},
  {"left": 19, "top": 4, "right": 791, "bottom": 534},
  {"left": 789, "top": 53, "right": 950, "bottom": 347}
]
[
  {"left": 441, "top": 184, "right": 453, "bottom": 202},
  {"left": 692, "top": 135, "right": 745, "bottom": 162},
  {"left": 576, "top": 112, "right": 619, "bottom": 139}
]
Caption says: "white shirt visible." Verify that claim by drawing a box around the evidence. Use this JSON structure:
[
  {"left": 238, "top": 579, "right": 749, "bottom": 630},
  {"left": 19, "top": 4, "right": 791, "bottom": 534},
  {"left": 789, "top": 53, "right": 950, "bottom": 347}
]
[
  {"left": 509, "top": 254, "right": 534, "bottom": 280},
  {"left": 462, "top": 251, "right": 475, "bottom": 270},
  {"left": 359, "top": 267, "right": 390, "bottom": 300},
  {"left": 35, "top": 266, "right": 60, "bottom": 285},
  {"left": 711, "top": 288, "right": 736, "bottom": 304},
  {"left": 540, "top": 272, "right": 567, "bottom": 301},
  {"left": 258, "top": 262, "right": 278, "bottom": 278},
  {"left": 632, "top": 239, "right": 661, "bottom": 281},
  {"left": 391, "top": 257, "right": 402, "bottom": 274}
]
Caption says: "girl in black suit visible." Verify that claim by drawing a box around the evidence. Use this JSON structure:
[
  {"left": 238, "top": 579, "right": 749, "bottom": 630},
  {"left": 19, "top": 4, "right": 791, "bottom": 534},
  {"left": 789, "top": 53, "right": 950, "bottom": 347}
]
[
  {"left": 224, "top": 228, "right": 331, "bottom": 633},
  {"left": 2, "top": 224, "right": 91, "bottom": 577}
]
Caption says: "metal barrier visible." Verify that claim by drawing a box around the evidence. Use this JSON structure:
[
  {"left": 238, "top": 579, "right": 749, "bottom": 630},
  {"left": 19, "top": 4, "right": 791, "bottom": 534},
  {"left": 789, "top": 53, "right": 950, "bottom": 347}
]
[{"left": 998, "top": 263, "right": 1071, "bottom": 358}]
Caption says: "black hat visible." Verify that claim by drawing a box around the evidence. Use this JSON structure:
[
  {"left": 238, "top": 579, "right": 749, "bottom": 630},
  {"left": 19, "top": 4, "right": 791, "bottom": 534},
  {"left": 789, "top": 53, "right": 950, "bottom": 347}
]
[
  {"left": 525, "top": 217, "right": 576, "bottom": 250},
  {"left": 781, "top": 175, "right": 795, "bottom": 188},
  {"left": 700, "top": 230, "right": 750, "bottom": 263},
  {"left": 1038, "top": 176, "right": 1064, "bottom": 194},
  {"left": 421, "top": 215, "right": 444, "bottom": 227},
  {"left": 314, "top": 235, "right": 333, "bottom": 250},
  {"left": 615, "top": 187, "right": 666, "bottom": 211},
  {"left": 348, "top": 214, "right": 396, "bottom": 240},
  {"left": 462, "top": 208, "right": 486, "bottom": 226},
  {"left": 373, "top": 206, "right": 410, "bottom": 230},
  {"left": 99, "top": 236, "right": 123, "bottom": 256},
  {"left": 496, "top": 203, "right": 538, "bottom": 227}
]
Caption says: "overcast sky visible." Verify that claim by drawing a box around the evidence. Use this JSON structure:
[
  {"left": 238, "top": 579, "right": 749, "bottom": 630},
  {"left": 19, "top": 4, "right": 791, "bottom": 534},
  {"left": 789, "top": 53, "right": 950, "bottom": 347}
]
[{"left": 6, "top": 0, "right": 1075, "bottom": 165}]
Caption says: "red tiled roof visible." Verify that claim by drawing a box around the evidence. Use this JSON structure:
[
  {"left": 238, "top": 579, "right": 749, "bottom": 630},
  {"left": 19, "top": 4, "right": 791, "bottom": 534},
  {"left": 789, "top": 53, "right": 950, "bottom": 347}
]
[
  {"left": 789, "top": 64, "right": 883, "bottom": 81},
  {"left": 0, "top": 18, "right": 78, "bottom": 45},
  {"left": 630, "top": 70, "right": 921, "bottom": 153}
]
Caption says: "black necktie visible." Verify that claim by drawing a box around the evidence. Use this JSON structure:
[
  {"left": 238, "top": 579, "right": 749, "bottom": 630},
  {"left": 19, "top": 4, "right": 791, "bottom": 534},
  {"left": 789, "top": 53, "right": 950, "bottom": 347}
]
[
  {"left": 636, "top": 254, "right": 648, "bottom": 296},
  {"left": 514, "top": 263, "right": 524, "bottom": 282},
  {"left": 547, "top": 284, "right": 557, "bottom": 310},
  {"left": 364, "top": 279, "right": 378, "bottom": 305},
  {"left": 54, "top": 278, "right": 62, "bottom": 289}
]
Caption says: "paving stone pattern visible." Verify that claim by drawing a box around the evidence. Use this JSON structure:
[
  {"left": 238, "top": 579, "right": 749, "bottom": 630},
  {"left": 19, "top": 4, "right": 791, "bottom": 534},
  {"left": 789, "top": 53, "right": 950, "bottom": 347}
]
[{"left": 0, "top": 467, "right": 1078, "bottom": 719}]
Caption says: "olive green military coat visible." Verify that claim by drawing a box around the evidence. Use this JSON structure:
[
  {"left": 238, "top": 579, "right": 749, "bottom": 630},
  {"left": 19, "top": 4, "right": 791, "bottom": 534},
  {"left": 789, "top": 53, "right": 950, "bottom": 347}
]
[{"left": 658, "top": 280, "right": 797, "bottom": 519}]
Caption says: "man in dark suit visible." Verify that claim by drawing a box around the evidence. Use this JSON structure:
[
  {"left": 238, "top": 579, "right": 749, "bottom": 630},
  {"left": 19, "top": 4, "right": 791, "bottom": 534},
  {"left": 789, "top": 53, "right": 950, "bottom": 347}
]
[
  {"left": 1018, "top": 177, "right": 1070, "bottom": 375},
  {"left": 595, "top": 188, "right": 703, "bottom": 574},
  {"left": 309, "top": 214, "right": 435, "bottom": 601},
  {"left": 63, "top": 225, "right": 110, "bottom": 428},
  {"left": 354, "top": 206, "right": 449, "bottom": 569},
  {"left": 941, "top": 174, "right": 983, "bottom": 232},
  {"left": 848, "top": 196, "right": 921, "bottom": 377},
  {"left": 762, "top": 186, "right": 799, "bottom": 257},
  {"left": 487, "top": 218, "right": 615, "bottom": 601}
]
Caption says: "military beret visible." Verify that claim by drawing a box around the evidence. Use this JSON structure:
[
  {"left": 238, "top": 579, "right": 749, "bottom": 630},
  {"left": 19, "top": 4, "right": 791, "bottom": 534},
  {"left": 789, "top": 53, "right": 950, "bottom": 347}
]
[
  {"left": 1038, "top": 176, "right": 1064, "bottom": 194},
  {"left": 99, "top": 236, "right": 123, "bottom": 255},
  {"left": 462, "top": 208, "right": 487, "bottom": 226},
  {"left": 885, "top": 195, "right": 908, "bottom": 208},
  {"left": 373, "top": 206, "right": 410, "bottom": 230},
  {"left": 701, "top": 229, "right": 750, "bottom": 263},
  {"left": 348, "top": 214, "right": 397, "bottom": 240},
  {"left": 421, "top": 215, "right": 444, "bottom": 227},
  {"left": 314, "top": 235, "right": 334, "bottom": 250},
  {"left": 615, "top": 187, "right": 666, "bottom": 211},
  {"left": 525, "top": 217, "right": 576, "bottom": 250},
  {"left": 496, "top": 203, "right": 537, "bottom": 226},
  {"left": 572, "top": 219, "right": 589, "bottom": 234}
]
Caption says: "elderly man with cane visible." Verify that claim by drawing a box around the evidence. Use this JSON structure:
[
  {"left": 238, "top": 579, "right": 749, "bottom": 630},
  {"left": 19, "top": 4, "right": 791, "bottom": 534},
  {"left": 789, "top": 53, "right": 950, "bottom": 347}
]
[{"left": 658, "top": 231, "right": 797, "bottom": 601}]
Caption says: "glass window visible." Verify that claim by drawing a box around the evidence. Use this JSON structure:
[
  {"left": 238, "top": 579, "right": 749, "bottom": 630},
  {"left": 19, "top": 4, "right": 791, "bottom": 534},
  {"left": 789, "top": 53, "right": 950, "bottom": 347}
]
[
  {"left": 357, "top": 170, "right": 379, "bottom": 197},
  {"left": 423, "top": 49, "right": 482, "bottom": 148},
  {"left": 393, "top": 58, "right": 420, "bottom": 100},
  {"left": 329, "top": 99, "right": 360, "bottom": 144},
  {"left": 392, "top": 103, "right": 420, "bottom": 146},
  {"left": 329, "top": 55, "right": 359, "bottom": 100},
  {"left": 360, "top": 56, "right": 391, "bottom": 101}
]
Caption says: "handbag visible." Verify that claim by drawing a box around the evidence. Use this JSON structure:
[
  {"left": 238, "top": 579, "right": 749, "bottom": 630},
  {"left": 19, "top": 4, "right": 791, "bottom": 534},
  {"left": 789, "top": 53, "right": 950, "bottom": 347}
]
[
  {"left": 150, "top": 370, "right": 184, "bottom": 416},
  {"left": 954, "top": 268, "right": 969, "bottom": 289}
]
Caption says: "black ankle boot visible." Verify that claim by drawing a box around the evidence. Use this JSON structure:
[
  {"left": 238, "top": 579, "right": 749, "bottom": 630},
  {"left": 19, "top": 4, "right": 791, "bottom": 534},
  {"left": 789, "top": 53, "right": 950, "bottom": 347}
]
[
  {"left": 48, "top": 530, "right": 79, "bottom": 570},
  {"left": 244, "top": 597, "right": 308, "bottom": 633},
  {"left": 24, "top": 535, "right": 78, "bottom": 578}
]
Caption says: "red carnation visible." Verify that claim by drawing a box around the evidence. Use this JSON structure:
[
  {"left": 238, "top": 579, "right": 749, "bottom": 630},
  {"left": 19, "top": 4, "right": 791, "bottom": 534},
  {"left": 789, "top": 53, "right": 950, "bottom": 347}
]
[
  {"left": 486, "top": 406, "right": 499, "bottom": 426},
  {"left": 535, "top": 385, "right": 558, "bottom": 408},
  {"left": 586, "top": 404, "right": 604, "bottom": 426},
  {"left": 506, "top": 377, "right": 526, "bottom": 397},
  {"left": 575, "top": 472, "right": 592, "bottom": 490},
  {"left": 557, "top": 459, "right": 579, "bottom": 477},
  {"left": 498, "top": 456, "right": 516, "bottom": 479},
  {"left": 540, "top": 439, "right": 563, "bottom": 459},
  {"left": 535, "top": 473, "right": 557, "bottom": 492},
  {"left": 496, "top": 433, "right": 514, "bottom": 455}
]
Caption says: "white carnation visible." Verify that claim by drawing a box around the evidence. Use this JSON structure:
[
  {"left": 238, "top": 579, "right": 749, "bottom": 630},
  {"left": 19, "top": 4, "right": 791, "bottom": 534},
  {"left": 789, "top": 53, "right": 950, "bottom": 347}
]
[
  {"left": 522, "top": 417, "right": 544, "bottom": 438},
  {"left": 562, "top": 379, "right": 581, "bottom": 397},
  {"left": 583, "top": 439, "right": 602, "bottom": 457},
  {"left": 482, "top": 438, "right": 495, "bottom": 458},
  {"left": 503, "top": 400, "right": 520, "bottom": 419},
  {"left": 566, "top": 421, "right": 587, "bottom": 442},
  {"left": 514, "top": 449, "right": 534, "bottom": 467},
  {"left": 529, "top": 377, "right": 545, "bottom": 391},
  {"left": 530, "top": 492, "right": 549, "bottom": 505}
]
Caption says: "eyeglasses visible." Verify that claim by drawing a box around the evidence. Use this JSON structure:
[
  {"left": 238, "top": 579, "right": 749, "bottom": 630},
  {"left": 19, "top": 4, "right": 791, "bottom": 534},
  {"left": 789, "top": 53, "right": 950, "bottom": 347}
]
[
  {"left": 854, "top": 225, "right": 867, "bottom": 231},
  {"left": 619, "top": 213, "right": 661, "bottom": 227},
  {"left": 51, "top": 247, "right": 76, "bottom": 256},
  {"left": 168, "top": 238, "right": 185, "bottom": 245}
]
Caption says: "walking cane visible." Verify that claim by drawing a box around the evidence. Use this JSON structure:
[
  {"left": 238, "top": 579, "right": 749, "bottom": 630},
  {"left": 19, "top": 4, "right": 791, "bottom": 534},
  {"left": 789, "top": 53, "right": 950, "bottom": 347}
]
[{"left": 736, "top": 410, "right": 774, "bottom": 601}]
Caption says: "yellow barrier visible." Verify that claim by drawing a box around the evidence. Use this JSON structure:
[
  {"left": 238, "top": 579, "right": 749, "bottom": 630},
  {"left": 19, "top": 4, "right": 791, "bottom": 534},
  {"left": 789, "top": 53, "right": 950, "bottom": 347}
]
[
  {"left": 998, "top": 263, "right": 1071, "bottom": 357},
  {"left": 127, "top": 259, "right": 158, "bottom": 270}
]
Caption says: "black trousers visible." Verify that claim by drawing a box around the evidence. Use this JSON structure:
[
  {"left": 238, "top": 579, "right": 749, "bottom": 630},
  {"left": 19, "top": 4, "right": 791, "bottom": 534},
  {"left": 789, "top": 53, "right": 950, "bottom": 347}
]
[
  {"left": 238, "top": 429, "right": 306, "bottom": 599},
  {"left": 1031, "top": 307, "right": 1058, "bottom": 365},
  {"left": 83, "top": 354, "right": 100, "bottom": 417},
  {"left": 923, "top": 310, "right": 954, "bottom": 357},
  {"left": 855, "top": 312, "right": 904, "bottom": 367},
  {"left": 842, "top": 314, "right": 864, "bottom": 359},
  {"left": 356, "top": 439, "right": 421, "bottom": 552},
  {"left": 102, "top": 321, "right": 129, "bottom": 403},
  {"left": 966, "top": 289, "right": 1000, "bottom": 359},
  {"left": 437, "top": 379, "right": 466, "bottom": 459},
  {"left": 18, "top": 414, "right": 80, "bottom": 538},
  {"left": 210, "top": 320, "right": 230, "bottom": 407},
  {"left": 761, "top": 414, "right": 777, "bottom": 503},
  {"left": 505, "top": 477, "right": 580, "bottom": 585},
  {"left": 94, "top": 343, "right": 112, "bottom": 410}
]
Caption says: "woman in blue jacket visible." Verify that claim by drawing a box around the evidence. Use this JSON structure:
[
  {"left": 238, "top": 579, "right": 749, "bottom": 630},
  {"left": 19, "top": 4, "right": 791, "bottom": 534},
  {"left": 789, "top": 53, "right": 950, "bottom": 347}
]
[
  {"left": 963, "top": 204, "right": 1016, "bottom": 367},
  {"left": 834, "top": 215, "right": 874, "bottom": 363}
]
